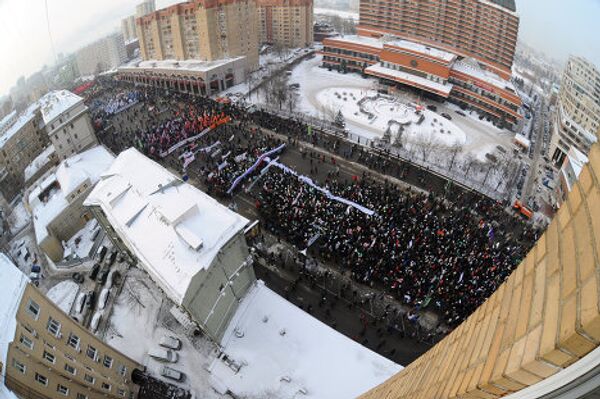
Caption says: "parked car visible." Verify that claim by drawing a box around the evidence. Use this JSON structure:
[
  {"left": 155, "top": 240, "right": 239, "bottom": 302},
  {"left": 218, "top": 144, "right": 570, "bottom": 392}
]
[
  {"left": 455, "top": 110, "right": 466, "bottom": 117},
  {"left": 98, "top": 288, "right": 110, "bottom": 310},
  {"left": 90, "top": 311, "right": 102, "bottom": 333},
  {"left": 426, "top": 105, "right": 437, "bottom": 112},
  {"left": 160, "top": 366, "right": 185, "bottom": 381},
  {"left": 29, "top": 265, "right": 41, "bottom": 281},
  {"left": 75, "top": 292, "right": 87, "bottom": 314},
  {"left": 149, "top": 349, "right": 179, "bottom": 363},
  {"left": 89, "top": 263, "right": 100, "bottom": 280},
  {"left": 159, "top": 335, "right": 182, "bottom": 350},
  {"left": 96, "top": 246, "right": 107, "bottom": 263},
  {"left": 85, "top": 291, "right": 96, "bottom": 309},
  {"left": 97, "top": 269, "right": 109, "bottom": 285},
  {"left": 72, "top": 272, "right": 84, "bottom": 284},
  {"left": 441, "top": 113, "right": 452, "bottom": 120}
]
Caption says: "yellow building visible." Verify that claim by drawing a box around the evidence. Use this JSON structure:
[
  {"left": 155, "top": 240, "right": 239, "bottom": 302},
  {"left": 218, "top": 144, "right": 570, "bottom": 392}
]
[
  {"left": 136, "top": 0, "right": 259, "bottom": 70},
  {"left": 0, "top": 254, "right": 142, "bottom": 399},
  {"left": 257, "top": 0, "right": 313, "bottom": 48}
]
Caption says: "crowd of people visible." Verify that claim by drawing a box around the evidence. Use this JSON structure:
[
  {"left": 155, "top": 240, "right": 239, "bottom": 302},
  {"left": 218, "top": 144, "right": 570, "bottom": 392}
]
[{"left": 88, "top": 80, "right": 538, "bottom": 328}]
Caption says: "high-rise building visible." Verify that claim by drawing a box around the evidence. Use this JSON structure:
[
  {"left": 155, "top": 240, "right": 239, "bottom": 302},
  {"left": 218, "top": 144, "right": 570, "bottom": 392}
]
[
  {"left": 257, "top": 0, "right": 314, "bottom": 48},
  {"left": 121, "top": 16, "right": 137, "bottom": 43},
  {"left": 321, "top": 0, "right": 523, "bottom": 129},
  {"left": 549, "top": 56, "right": 600, "bottom": 165},
  {"left": 135, "top": 0, "right": 259, "bottom": 70},
  {"left": 75, "top": 33, "right": 127, "bottom": 77},
  {"left": 0, "top": 253, "right": 142, "bottom": 399},
  {"left": 135, "top": 0, "right": 156, "bottom": 18}
]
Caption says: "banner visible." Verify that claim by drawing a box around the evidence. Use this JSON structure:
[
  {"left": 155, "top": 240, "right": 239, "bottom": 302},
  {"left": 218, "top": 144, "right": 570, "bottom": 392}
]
[
  {"left": 159, "top": 116, "right": 231, "bottom": 158},
  {"left": 227, "top": 144, "right": 286, "bottom": 194}
]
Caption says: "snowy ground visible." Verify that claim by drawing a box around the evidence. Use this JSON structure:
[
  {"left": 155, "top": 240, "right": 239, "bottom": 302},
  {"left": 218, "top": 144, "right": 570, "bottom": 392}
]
[
  {"left": 46, "top": 280, "right": 80, "bottom": 314},
  {"left": 104, "top": 269, "right": 223, "bottom": 399},
  {"left": 7, "top": 199, "right": 30, "bottom": 235},
  {"left": 63, "top": 219, "right": 101, "bottom": 260},
  {"left": 24, "top": 145, "right": 55, "bottom": 182},
  {"left": 314, "top": 7, "right": 359, "bottom": 21},
  {"left": 209, "top": 281, "right": 401, "bottom": 399},
  {"left": 8, "top": 230, "right": 41, "bottom": 274}
]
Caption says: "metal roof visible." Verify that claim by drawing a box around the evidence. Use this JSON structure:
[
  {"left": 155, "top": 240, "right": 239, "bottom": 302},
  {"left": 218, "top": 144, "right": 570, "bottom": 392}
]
[{"left": 487, "top": 0, "right": 516, "bottom": 12}]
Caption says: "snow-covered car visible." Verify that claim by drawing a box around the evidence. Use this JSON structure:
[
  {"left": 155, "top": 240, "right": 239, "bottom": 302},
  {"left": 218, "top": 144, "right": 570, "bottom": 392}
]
[
  {"left": 90, "top": 311, "right": 103, "bottom": 333},
  {"left": 98, "top": 288, "right": 110, "bottom": 310},
  {"left": 149, "top": 349, "right": 178, "bottom": 363},
  {"left": 160, "top": 366, "right": 185, "bottom": 381},
  {"left": 159, "top": 335, "right": 182, "bottom": 350},
  {"left": 75, "top": 292, "right": 87, "bottom": 313}
]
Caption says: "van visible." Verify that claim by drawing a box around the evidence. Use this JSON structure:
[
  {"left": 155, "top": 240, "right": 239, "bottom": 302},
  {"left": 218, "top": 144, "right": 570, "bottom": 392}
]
[
  {"left": 148, "top": 349, "right": 178, "bottom": 363},
  {"left": 160, "top": 366, "right": 184, "bottom": 381}
]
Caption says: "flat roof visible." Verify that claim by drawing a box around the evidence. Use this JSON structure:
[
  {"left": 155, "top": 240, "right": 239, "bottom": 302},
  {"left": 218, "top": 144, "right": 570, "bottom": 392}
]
[
  {"left": 0, "top": 110, "right": 16, "bottom": 130},
  {"left": 84, "top": 148, "right": 249, "bottom": 305},
  {"left": 481, "top": 0, "right": 516, "bottom": 12},
  {"left": 366, "top": 63, "right": 453, "bottom": 96},
  {"left": 122, "top": 56, "right": 246, "bottom": 74},
  {"left": 0, "top": 103, "right": 40, "bottom": 150},
  {"left": 325, "top": 34, "right": 385, "bottom": 49},
  {"left": 386, "top": 39, "right": 456, "bottom": 63},
  {"left": 0, "top": 254, "right": 28, "bottom": 381},
  {"left": 39, "top": 90, "right": 83, "bottom": 126},
  {"left": 451, "top": 59, "right": 516, "bottom": 93},
  {"left": 209, "top": 281, "right": 402, "bottom": 398}
]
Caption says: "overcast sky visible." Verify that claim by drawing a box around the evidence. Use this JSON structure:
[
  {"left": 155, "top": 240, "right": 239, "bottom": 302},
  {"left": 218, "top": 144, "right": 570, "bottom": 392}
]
[{"left": 0, "top": 0, "right": 599, "bottom": 96}]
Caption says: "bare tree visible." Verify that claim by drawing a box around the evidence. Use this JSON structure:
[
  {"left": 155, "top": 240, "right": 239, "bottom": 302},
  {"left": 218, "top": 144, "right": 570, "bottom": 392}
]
[
  {"left": 414, "top": 133, "right": 436, "bottom": 162},
  {"left": 244, "top": 68, "right": 258, "bottom": 99},
  {"left": 447, "top": 143, "right": 464, "bottom": 171},
  {"left": 286, "top": 88, "right": 299, "bottom": 113},
  {"left": 463, "top": 154, "right": 477, "bottom": 178}
]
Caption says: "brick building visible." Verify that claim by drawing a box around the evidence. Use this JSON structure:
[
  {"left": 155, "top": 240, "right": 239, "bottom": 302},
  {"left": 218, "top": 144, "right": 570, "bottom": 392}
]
[{"left": 257, "top": 0, "right": 313, "bottom": 48}]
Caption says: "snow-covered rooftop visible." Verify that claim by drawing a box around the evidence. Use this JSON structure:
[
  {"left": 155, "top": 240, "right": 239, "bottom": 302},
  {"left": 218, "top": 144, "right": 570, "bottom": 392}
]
[
  {"left": 209, "top": 281, "right": 402, "bottom": 398},
  {"left": 0, "top": 103, "right": 40, "bottom": 150},
  {"left": 24, "top": 145, "right": 55, "bottom": 182},
  {"left": 0, "top": 254, "right": 28, "bottom": 380},
  {"left": 123, "top": 56, "right": 246, "bottom": 73},
  {"left": 325, "top": 34, "right": 385, "bottom": 49},
  {"left": 39, "top": 90, "right": 83, "bottom": 126},
  {"left": 83, "top": 148, "right": 250, "bottom": 305},
  {"left": 29, "top": 146, "right": 114, "bottom": 243},
  {"left": 366, "top": 63, "right": 453, "bottom": 96},
  {"left": 452, "top": 58, "right": 516, "bottom": 93},
  {"left": 0, "top": 110, "right": 17, "bottom": 131},
  {"left": 386, "top": 39, "right": 456, "bottom": 63}
]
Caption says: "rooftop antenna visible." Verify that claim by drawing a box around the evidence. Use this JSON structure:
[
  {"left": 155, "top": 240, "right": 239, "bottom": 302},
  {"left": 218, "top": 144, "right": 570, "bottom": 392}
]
[{"left": 44, "top": 0, "right": 58, "bottom": 64}]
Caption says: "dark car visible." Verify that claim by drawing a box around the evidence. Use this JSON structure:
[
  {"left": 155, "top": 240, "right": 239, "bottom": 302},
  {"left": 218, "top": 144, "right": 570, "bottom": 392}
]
[
  {"left": 89, "top": 263, "right": 100, "bottom": 280},
  {"left": 106, "top": 250, "right": 118, "bottom": 267},
  {"left": 455, "top": 110, "right": 466, "bottom": 117},
  {"left": 427, "top": 105, "right": 437, "bottom": 112},
  {"left": 441, "top": 113, "right": 452, "bottom": 120},
  {"left": 86, "top": 291, "right": 96, "bottom": 309},
  {"left": 72, "top": 272, "right": 84, "bottom": 284},
  {"left": 96, "top": 246, "right": 107, "bottom": 263},
  {"left": 97, "top": 269, "right": 109, "bottom": 285}
]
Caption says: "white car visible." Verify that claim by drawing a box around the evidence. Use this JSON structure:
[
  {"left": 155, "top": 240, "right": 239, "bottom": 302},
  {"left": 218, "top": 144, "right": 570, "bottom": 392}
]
[
  {"left": 160, "top": 366, "right": 184, "bottom": 381},
  {"left": 98, "top": 288, "right": 110, "bottom": 310},
  {"left": 148, "top": 349, "right": 178, "bottom": 363},
  {"left": 159, "top": 335, "right": 182, "bottom": 350}
]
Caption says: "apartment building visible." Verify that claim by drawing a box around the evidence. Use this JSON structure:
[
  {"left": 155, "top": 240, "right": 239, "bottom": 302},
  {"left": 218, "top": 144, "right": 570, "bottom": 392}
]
[
  {"left": 40, "top": 90, "right": 98, "bottom": 161},
  {"left": 0, "top": 103, "right": 48, "bottom": 201},
  {"left": 135, "top": 0, "right": 259, "bottom": 70},
  {"left": 0, "top": 253, "right": 142, "bottom": 399},
  {"left": 257, "top": 0, "right": 313, "bottom": 48},
  {"left": 135, "top": 0, "right": 156, "bottom": 18},
  {"left": 549, "top": 56, "right": 600, "bottom": 165},
  {"left": 84, "top": 148, "right": 256, "bottom": 342},
  {"left": 75, "top": 33, "right": 127, "bottom": 77},
  {"left": 121, "top": 16, "right": 137, "bottom": 43}
]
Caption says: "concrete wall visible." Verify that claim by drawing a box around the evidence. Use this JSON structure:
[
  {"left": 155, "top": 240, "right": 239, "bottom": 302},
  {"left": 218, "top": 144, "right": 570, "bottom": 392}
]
[
  {"left": 359, "top": 142, "right": 600, "bottom": 398},
  {"left": 48, "top": 105, "right": 98, "bottom": 161}
]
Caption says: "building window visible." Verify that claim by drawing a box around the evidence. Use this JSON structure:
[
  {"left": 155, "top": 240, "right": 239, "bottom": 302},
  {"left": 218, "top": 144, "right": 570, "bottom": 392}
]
[
  {"left": 47, "top": 317, "right": 61, "bottom": 337},
  {"left": 117, "top": 364, "right": 127, "bottom": 377},
  {"left": 64, "top": 363, "right": 76, "bottom": 375},
  {"left": 43, "top": 350, "right": 56, "bottom": 364},
  {"left": 103, "top": 355, "right": 113, "bottom": 368},
  {"left": 19, "top": 334, "right": 34, "bottom": 350},
  {"left": 35, "top": 373, "right": 48, "bottom": 386},
  {"left": 57, "top": 384, "right": 69, "bottom": 396},
  {"left": 26, "top": 299, "right": 40, "bottom": 319},
  {"left": 118, "top": 388, "right": 126, "bottom": 397},
  {"left": 76, "top": 394, "right": 88, "bottom": 399},
  {"left": 67, "top": 333, "right": 80, "bottom": 349},
  {"left": 101, "top": 382, "right": 111, "bottom": 391},
  {"left": 86, "top": 345, "right": 97, "bottom": 361},
  {"left": 12, "top": 359, "right": 26, "bottom": 374},
  {"left": 84, "top": 374, "right": 95, "bottom": 384}
]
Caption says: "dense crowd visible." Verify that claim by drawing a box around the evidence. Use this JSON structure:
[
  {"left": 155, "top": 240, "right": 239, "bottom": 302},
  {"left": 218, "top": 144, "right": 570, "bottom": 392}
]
[{"left": 89, "top": 81, "right": 538, "bottom": 327}]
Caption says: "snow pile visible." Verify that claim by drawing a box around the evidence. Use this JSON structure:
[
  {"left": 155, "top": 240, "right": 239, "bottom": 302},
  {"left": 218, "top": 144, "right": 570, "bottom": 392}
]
[
  {"left": 209, "top": 281, "right": 402, "bottom": 399},
  {"left": 0, "top": 254, "right": 28, "bottom": 379},
  {"left": 46, "top": 280, "right": 80, "bottom": 314},
  {"left": 24, "top": 145, "right": 55, "bottom": 182},
  {"left": 7, "top": 200, "right": 30, "bottom": 235}
]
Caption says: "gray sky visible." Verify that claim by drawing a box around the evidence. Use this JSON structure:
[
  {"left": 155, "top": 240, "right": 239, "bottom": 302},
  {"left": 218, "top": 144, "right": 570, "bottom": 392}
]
[{"left": 0, "top": 0, "right": 599, "bottom": 96}]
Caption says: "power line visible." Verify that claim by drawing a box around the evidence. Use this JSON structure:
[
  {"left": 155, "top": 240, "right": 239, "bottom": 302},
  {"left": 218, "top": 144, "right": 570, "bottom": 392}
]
[{"left": 44, "top": 0, "right": 57, "bottom": 63}]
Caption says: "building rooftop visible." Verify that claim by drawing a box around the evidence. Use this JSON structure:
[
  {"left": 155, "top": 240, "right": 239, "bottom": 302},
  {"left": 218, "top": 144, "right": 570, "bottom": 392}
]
[
  {"left": 24, "top": 145, "right": 55, "bottom": 182},
  {"left": 209, "top": 281, "right": 402, "bottom": 398},
  {"left": 481, "top": 0, "right": 516, "bottom": 12},
  {"left": 326, "top": 34, "right": 385, "bottom": 49},
  {"left": 83, "top": 148, "right": 249, "bottom": 305},
  {"left": 386, "top": 39, "right": 457, "bottom": 63},
  {"left": 29, "top": 145, "right": 114, "bottom": 243},
  {"left": 123, "top": 56, "right": 247, "bottom": 74},
  {"left": 0, "top": 103, "right": 40, "bottom": 150},
  {"left": 0, "top": 254, "right": 28, "bottom": 381},
  {"left": 451, "top": 58, "right": 517, "bottom": 93},
  {"left": 0, "top": 110, "right": 17, "bottom": 131},
  {"left": 366, "top": 63, "right": 453, "bottom": 96},
  {"left": 38, "top": 90, "right": 84, "bottom": 126}
]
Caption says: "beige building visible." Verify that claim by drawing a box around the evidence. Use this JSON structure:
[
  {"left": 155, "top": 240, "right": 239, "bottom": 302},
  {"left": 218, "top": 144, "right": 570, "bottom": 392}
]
[
  {"left": 136, "top": 0, "right": 259, "bottom": 71},
  {"left": 39, "top": 90, "right": 98, "bottom": 161},
  {"left": 257, "top": 0, "right": 313, "bottom": 48},
  {"left": 0, "top": 103, "right": 49, "bottom": 201},
  {"left": 75, "top": 33, "right": 127, "bottom": 77},
  {"left": 135, "top": 0, "right": 156, "bottom": 18},
  {"left": 549, "top": 56, "right": 600, "bottom": 165},
  {"left": 27, "top": 146, "right": 114, "bottom": 262},
  {"left": 84, "top": 148, "right": 257, "bottom": 342},
  {"left": 121, "top": 16, "right": 137, "bottom": 43},
  {"left": 0, "top": 253, "right": 142, "bottom": 399}
]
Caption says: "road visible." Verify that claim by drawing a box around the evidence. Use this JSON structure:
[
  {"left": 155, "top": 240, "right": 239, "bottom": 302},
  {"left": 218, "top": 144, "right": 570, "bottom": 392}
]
[{"left": 521, "top": 99, "right": 545, "bottom": 206}]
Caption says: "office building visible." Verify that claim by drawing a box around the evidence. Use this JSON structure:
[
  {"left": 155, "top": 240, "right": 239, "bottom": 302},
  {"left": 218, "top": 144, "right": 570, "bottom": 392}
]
[
  {"left": 549, "top": 56, "right": 600, "bottom": 165},
  {"left": 75, "top": 33, "right": 127, "bottom": 77},
  {"left": 257, "top": 0, "right": 314, "bottom": 48},
  {"left": 84, "top": 148, "right": 257, "bottom": 342},
  {"left": 135, "top": 0, "right": 156, "bottom": 18},
  {"left": 0, "top": 253, "right": 142, "bottom": 399},
  {"left": 39, "top": 90, "right": 98, "bottom": 161}
]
